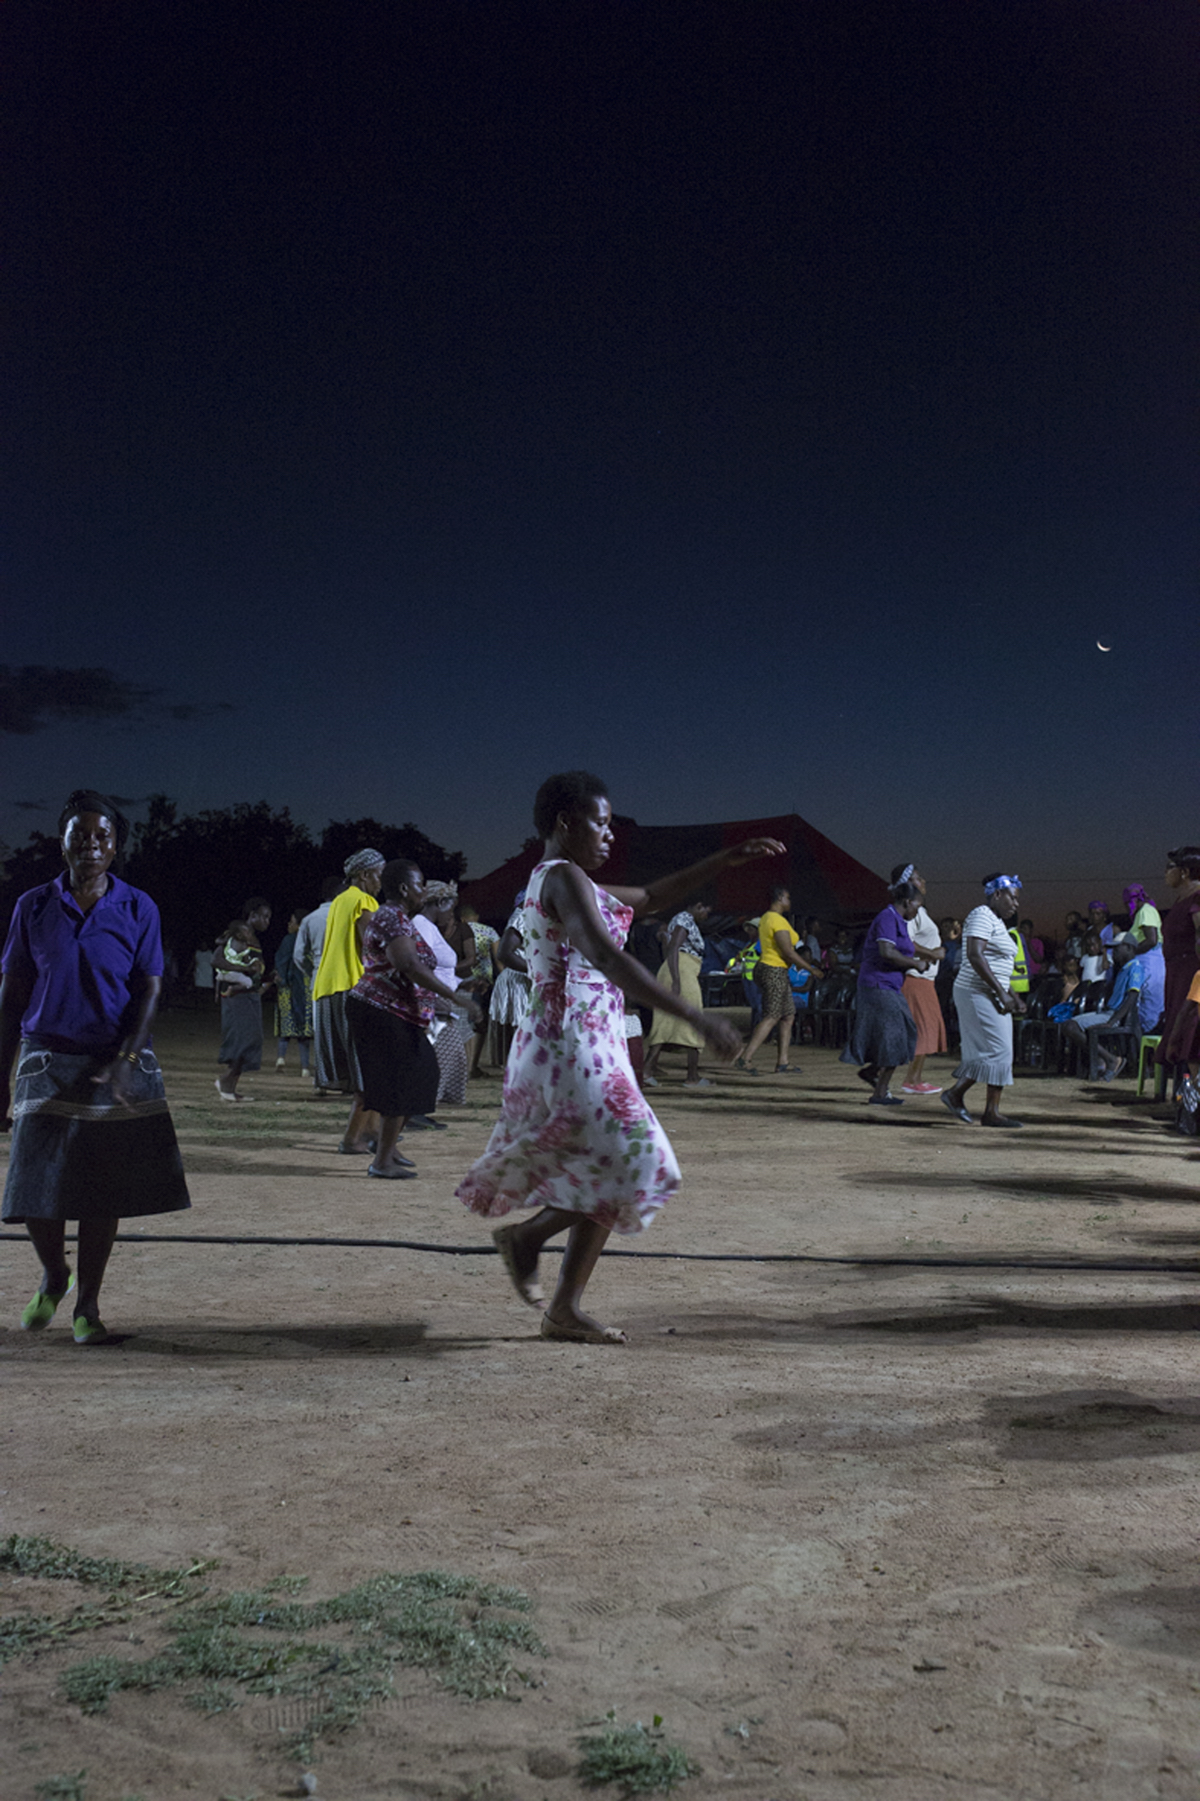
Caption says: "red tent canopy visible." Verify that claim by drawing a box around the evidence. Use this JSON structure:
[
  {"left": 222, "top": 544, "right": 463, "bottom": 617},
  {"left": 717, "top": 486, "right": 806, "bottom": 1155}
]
[{"left": 460, "top": 813, "right": 887, "bottom": 928}]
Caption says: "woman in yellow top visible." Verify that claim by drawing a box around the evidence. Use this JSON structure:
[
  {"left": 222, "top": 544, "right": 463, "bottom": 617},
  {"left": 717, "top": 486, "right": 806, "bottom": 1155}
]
[
  {"left": 735, "top": 884, "right": 825, "bottom": 1074},
  {"left": 312, "top": 848, "right": 384, "bottom": 1151}
]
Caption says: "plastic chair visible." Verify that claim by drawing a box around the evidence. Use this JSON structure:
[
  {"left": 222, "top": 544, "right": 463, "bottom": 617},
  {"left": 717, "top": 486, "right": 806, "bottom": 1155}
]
[{"left": 1137, "top": 1035, "right": 1162, "bottom": 1096}]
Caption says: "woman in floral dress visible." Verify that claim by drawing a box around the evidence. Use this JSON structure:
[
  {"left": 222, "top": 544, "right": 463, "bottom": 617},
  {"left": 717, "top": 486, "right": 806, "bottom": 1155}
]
[{"left": 457, "top": 771, "right": 782, "bottom": 1344}]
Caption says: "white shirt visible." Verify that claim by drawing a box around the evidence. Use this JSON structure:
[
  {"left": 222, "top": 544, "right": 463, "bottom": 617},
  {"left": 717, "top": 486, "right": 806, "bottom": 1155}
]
[
  {"left": 906, "top": 905, "right": 942, "bottom": 982},
  {"left": 954, "top": 905, "right": 1016, "bottom": 997}
]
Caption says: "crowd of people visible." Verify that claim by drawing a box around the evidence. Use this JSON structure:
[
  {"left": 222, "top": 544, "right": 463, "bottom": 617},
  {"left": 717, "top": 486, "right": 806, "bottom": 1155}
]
[{"left": 2, "top": 782, "right": 1198, "bottom": 1344}]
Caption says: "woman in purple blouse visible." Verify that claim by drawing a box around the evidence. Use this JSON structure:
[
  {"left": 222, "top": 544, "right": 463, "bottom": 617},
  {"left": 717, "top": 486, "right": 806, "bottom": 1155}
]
[
  {"left": 840, "top": 868, "right": 930, "bottom": 1106},
  {"left": 0, "top": 790, "right": 190, "bottom": 1342}
]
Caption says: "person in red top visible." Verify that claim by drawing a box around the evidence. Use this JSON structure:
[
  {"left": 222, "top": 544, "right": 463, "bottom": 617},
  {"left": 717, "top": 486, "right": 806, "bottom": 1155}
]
[{"left": 346, "top": 861, "right": 481, "bottom": 1179}]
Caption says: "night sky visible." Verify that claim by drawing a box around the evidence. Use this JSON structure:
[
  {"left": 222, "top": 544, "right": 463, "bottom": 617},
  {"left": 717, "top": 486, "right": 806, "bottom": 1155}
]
[{"left": 3, "top": 1, "right": 1196, "bottom": 930}]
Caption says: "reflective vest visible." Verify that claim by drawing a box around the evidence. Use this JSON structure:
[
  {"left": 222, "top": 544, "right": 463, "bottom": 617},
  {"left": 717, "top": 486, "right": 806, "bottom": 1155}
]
[
  {"left": 725, "top": 939, "right": 761, "bottom": 980},
  {"left": 1007, "top": 928, "right": 1030, "bottom": 993}
]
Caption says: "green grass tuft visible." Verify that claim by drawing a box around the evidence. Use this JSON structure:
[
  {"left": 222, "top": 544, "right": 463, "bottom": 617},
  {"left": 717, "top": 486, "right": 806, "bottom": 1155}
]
[
  {"left": 578, "top": 1718, "right": 697, "bottom": 1794},
  {"left": 34, "top": 1774, "right": 88, "bottom": 1801},
  {"left": 30, "top": 1559, "right": 542, "bottom": 1761}
]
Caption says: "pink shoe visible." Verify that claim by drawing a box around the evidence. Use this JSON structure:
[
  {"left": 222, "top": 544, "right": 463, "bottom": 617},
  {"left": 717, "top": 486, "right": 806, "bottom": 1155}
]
[{"left": 901, "top": 1082, "right": 943, "bottom": 1095}]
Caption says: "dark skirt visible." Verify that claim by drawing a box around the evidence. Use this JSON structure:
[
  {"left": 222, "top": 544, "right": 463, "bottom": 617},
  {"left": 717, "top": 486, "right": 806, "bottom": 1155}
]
[
  {"left": 2, "top": 1043, "right": 191, "bottom": 1222},
  {"left": 841, "top": 984, "right": 918, "bottom": 1070},
  {"left": 313, "top": 991, "right": 364, "bottom": 1091},
  {"left": 218, "top": 991, "right": 264, "bottom": 1069},
  {"left": 347, "top": 997, "right": 439, "bottom": 1118}
]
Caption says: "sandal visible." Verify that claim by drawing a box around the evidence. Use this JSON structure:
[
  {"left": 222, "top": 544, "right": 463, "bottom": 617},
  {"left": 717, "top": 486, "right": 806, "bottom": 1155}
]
[{"left": 493, "top": 1224, "right": 545, "bottom": 1309}]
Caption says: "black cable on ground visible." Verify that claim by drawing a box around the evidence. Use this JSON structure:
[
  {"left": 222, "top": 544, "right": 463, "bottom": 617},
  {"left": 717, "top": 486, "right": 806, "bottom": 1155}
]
[{"left": 1, "top": 1231, "right": 1194, "bottom": 1274}]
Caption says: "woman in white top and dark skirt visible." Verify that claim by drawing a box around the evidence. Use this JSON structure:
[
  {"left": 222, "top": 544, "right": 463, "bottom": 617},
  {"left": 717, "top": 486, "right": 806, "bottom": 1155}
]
[{"left": 942, "top": 873, "right": 1026, "bottom": 1128}]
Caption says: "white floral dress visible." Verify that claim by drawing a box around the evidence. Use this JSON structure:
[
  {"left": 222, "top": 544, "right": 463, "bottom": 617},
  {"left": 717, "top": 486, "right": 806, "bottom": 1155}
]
[{"left": 457, "top": 861, "right": 681, "bottom": 1234}]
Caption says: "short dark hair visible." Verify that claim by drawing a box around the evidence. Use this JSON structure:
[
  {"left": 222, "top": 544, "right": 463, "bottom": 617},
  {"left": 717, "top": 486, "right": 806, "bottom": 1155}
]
[
  {"left": 58, "top": 789, "right": 129, "bottom": 851},
  {"left": 380, "top": 858, "right": 421, "bottom": 901},
  {"left": 240, "top": 897, "right": 271, "bottom": 919},
  {"left": 888, "top": 879, "right": 921, "bottom": 903},
  {"left": 320, "top": 874, "right": 342, "bottom": 902},
  {"left": 767, "top": 883, "right": 790, "bottom": 907},
  {"left": 533, "top": 771, "right": 608, "bottom": 839},
  {"left": 1167, "top": 845, "right": 1200, "bottom": 879}
]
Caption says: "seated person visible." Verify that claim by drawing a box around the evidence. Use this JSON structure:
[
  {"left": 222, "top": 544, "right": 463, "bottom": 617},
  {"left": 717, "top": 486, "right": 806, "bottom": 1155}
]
[
  {"left": 824, "top": 927, "right": 856, "bottom": 972},
  {"left": 1062, "top": 941, "right": 1143, "bottom": 1081},
  {"left": 1080, "top": 929, "right": 1110, "bottom": 987}
]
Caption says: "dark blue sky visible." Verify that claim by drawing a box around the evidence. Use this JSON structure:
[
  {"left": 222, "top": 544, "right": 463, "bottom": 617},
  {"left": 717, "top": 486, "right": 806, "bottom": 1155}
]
[{"left": 3, "top": 0, "right": 1195, "bottom": 928}]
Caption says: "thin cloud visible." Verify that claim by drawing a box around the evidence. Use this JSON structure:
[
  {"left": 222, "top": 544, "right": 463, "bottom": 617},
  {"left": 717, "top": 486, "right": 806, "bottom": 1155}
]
[
  {"left": 13, "top": 798, "right": 49, "bottom": 812},
  {"left": 0, "top": 666, "right": 234, "bottom": 735}
]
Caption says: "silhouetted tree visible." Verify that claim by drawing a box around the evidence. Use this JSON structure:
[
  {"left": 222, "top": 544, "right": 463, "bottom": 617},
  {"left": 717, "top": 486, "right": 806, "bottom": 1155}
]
[
  {"left": 319, "top": 818, "right": 466, "bottom": 883},
  {"left": 0, "top": 799, "right": 467, "bottom": 992}
]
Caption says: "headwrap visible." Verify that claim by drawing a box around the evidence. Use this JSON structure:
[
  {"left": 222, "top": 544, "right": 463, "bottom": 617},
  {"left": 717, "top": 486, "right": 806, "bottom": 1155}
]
[
  {"left": 1123, "top": 883, "right": 1148, "bottom": 914},
  {"left": 983, "top": 874, "right": 1021, "bottom": 897},
  {"left": 1087, "top": 899, "right": 1108, "bottom": 913},
  {"left": 421, "top": 880, "right": 458, "bottom": 908},
  {"left": 343, "top": 848, "right": 385, "bottom": 876},
  {"left": 58, "top": 788, "right": 130, "bottom": 851},
  {"left": 888, "top": 863, "right": 916, "bottom": 895}
]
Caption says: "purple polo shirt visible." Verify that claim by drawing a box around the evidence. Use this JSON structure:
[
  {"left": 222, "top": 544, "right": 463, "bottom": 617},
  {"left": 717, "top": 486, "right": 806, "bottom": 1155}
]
[
  {"left": 857, "top": 904, "right": 915, "bottom": 993},
  {"left": 1, "top": 873, "right": 165, "bottom": 1052}
]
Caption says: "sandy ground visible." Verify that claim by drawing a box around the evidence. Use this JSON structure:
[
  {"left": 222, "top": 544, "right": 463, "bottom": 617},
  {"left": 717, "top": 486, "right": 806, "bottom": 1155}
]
[{"left": 2, "top": 1006, "right": 1199, "bottom": 1801}]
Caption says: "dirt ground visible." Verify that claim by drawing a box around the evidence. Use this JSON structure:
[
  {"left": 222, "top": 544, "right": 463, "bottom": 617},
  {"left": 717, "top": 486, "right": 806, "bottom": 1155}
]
[{"left": 2, "top": 1005, "right": 1199, "bottom": 1801}]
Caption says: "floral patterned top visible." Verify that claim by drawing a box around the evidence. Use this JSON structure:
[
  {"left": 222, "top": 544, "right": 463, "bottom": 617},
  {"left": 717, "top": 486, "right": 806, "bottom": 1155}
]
[
  {"left": 667, "top": 909, "right": 705, "bottom": 961},
  {"left": 456, "top": 860, "right": 681, "bottom": 1234},
  {"left": 352, "top": 904, "right": 437, "bottom": 1027}
]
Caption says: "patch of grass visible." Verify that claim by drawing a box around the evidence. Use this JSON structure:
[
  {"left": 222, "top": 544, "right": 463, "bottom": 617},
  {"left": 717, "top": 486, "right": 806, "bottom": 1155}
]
[
  {"left": 34, "top": 1774, "right": 88, "bottom": 1801},
  {"left": 578, "top": 1716, "right": 697, "bottom": 1795},
  {"left": 49, "top": 1563, "right": 543, "bottom": 1761},
  {"left": 0, "top": 1535, "right": 198, "bottom": 1592},
  {"left": 4, "top": 1539, "right": 544, "bottom": 1761},
  {"left": 0, "top": 1537, "right": 213, "bottom": 1667}
]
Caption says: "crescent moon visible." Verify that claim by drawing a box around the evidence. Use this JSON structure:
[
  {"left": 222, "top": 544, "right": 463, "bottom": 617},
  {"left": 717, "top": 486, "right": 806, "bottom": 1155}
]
[{"left": 1096, "top": 640, "right": 1112, "bottom": 652}]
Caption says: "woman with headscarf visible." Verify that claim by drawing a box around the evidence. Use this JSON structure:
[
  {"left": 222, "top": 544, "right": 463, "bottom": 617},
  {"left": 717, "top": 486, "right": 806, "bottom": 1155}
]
[
  {"left": 0, "top": 790, "right": 190, "bottom": 1342},
  {"left": 413, "top": 880, "right": 476, "bottom": 1107},
  {"left": 1156, "top": 847, "right": 1200, "bottom": 1091},
  {"left": 1123, "top": 880, "right": 1166, "bottom": 1037},
  {"left": 840, "top": 867, "right": 928, "bottom": 1106},
  {"left": 312, "top": 848, "right": 385, "bottom": 1152},
  {"left": 642, "top": 901, "right": 713, "bottom": 1088},
  {"left": 897, "top": 866, "right": 947, "bottom": 1095},
  {"left": 941, "top": 874, "right": 1027, "bottom": 1128}
]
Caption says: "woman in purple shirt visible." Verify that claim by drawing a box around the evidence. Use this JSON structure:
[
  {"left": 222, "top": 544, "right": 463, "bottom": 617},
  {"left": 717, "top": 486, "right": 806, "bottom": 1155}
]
[
  {"left": 0, "top": 790, "right": 190, "bottom": 1342},
  {"left": 840, "top": 869, "right": 930, "bottom": 1106}
]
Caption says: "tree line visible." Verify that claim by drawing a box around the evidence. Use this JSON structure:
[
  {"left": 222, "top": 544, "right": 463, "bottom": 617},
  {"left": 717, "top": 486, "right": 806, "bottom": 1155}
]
[{"left": 0, "top": 796, "right": 466, "bottom": 968}]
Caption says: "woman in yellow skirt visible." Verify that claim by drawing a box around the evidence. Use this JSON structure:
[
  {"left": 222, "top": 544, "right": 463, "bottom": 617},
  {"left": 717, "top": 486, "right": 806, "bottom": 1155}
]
[{"left": 642, "top": 903, "right": 713, "bottom": 1088}]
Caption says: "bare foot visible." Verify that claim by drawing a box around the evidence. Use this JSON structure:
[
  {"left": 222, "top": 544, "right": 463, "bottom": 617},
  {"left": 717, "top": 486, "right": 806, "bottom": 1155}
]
[
  {"left": 493, "top": 1224, "right": 544, "bottom": 1308},
  {"left": 540, "top": 1307, "right": 627, "bottom": 1345}
]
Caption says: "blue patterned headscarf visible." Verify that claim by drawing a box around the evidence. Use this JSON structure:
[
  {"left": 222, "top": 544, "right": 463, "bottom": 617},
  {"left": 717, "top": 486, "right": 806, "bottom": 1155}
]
[{"left": 983, "top": 874, "right": 1021, "bottom": 897}]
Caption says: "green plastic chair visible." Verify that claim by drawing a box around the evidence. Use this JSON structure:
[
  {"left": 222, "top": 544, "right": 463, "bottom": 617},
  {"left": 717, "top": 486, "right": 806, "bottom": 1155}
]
[{"left": 1136, "top": 1035, "right": 1162, "bottom": 1096}]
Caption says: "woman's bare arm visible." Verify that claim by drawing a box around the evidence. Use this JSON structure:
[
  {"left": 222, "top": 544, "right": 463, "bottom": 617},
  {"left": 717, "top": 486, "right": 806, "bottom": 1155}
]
[
  {"left": 542, "top": 863, "right": 737, "bottom": 1055},
  {"left": 604, "top": 837, "right": 786, "bottom": 919}
]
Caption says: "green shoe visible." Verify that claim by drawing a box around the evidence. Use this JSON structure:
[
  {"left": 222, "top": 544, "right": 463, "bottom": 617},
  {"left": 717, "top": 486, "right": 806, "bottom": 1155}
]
[
  {"left": 73, "top": 1315, "right": 110, "bottom": 1346},
  {"left": 20, "top": 1274, "right": 75, "bottom": 1331}
]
